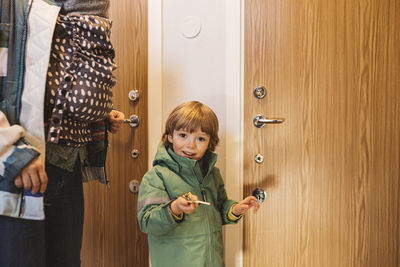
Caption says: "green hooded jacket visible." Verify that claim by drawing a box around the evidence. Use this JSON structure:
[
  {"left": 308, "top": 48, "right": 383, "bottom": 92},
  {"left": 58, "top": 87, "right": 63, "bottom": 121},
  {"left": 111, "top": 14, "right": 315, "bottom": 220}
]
[{"left": 138, "top": 142, "right": 240, "bottom": 267}]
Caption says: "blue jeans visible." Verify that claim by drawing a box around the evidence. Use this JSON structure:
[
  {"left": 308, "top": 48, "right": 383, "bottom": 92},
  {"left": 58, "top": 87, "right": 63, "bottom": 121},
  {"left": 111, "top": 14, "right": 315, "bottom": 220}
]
[
  {"left": 0, "top": 161, "right": 84, "bottom": 267},
  {"left": 44, "top": 161, "right": 84, "bottom": 267},
  {"left": 0, "top": 216, "right": 46, "bottom": 267}
]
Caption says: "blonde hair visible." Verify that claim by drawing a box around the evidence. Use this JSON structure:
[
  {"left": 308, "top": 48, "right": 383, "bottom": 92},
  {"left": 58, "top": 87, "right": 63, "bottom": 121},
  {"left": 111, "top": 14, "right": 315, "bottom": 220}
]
[{"left": 162, "top": 101, "right": 219, "bottom": 151}]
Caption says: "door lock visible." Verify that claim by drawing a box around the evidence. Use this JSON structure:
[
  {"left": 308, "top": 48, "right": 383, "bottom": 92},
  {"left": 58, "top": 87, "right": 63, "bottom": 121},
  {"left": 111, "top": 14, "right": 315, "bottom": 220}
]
[
  {"left": 128, "top": 90, "right": 139, "bottom": 102},
  {"left": 253, "top": 86, "right": 266, "bottom": 99},
  {"left": 252, "top": 188, "right": 266, "bottom": 203},
  {"left": 129, "top": 179, "right": 140, "bottom": 194},
  {"left": 254, "top": 154, "right": 264, "bottom": 164},
  {"left": 131, "top": 149, "right": 139, "bottom": 159}
]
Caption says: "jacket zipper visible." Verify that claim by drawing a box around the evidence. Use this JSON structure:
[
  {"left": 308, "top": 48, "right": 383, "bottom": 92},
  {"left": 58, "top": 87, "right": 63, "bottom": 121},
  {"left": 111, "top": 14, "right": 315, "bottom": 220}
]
[
  {"left": 200, "top": 185, "right": 212, "bottom": 266},
  {"left": 194, "top": 163, "right": 213, "bottom": 266},
  {"left": 16, "top": 0, "right": 33, "bottom": 123},
  {"left": 201, "top": 189, "right": 207, "bottom": 202},
  {"left": 200, "top": 182, "right": 212, "bottom": 265}
]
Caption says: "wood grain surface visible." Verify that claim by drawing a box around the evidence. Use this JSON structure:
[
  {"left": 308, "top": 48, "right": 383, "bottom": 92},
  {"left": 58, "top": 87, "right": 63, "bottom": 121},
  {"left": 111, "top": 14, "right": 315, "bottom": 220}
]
[
  {"left": 81, "top": 0, "right": 148, "bottom": 266},
  {"left": 244, "top": 0, "right": 400, "bottom": 266}
]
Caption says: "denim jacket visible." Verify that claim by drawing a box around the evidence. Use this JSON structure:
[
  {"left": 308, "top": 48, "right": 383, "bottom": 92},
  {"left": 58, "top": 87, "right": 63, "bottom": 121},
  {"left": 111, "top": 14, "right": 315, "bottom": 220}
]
[
  {"left": 0, "top": 0, "right": 109, "bottom": 220},
  {"left": 0, "top": 0, "right": 61, "bottom": 220}
]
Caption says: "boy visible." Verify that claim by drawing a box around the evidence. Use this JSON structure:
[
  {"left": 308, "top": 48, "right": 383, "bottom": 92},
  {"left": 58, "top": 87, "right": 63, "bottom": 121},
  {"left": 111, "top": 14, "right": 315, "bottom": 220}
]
[{"left": 138, "top": 101, "right": 259, "bottom": 267}]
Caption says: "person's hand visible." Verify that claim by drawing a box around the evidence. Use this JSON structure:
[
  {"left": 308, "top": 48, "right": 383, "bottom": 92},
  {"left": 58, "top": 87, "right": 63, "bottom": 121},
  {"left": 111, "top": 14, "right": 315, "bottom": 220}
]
[
  {"left": 170, "top": 194, "right": 199, "bottom": 216},
  {"left": 14, "top": 157, "right": 48, "bottom": 194},
  {"left": 108, "top": 110, "right": 125, "bottom": 134},
  {"left": 231, "top": 196, "right": 260, "bottom": 216}
]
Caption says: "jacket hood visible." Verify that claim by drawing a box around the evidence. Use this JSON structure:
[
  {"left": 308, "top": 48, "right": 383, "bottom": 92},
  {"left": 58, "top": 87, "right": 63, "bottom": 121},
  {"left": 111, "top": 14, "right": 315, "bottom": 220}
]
[{"left": 153, "top": 142, "right": 217, "bottom": 177}]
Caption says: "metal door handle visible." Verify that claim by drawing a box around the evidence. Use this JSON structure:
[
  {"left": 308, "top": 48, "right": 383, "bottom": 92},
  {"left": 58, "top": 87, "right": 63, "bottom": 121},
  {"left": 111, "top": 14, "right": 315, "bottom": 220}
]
[
  {"left": 124, "top": 115, "right": 139, "bottom": 128},
  {"left": 253, "top": 114, "right": 284, "bottom": 128}
]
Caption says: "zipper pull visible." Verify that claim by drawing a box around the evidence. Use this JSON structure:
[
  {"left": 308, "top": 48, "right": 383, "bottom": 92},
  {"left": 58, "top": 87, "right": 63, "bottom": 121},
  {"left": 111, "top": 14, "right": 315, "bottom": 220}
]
[{"left": 201, "top": 189, "right": 207, "bottom": 202}]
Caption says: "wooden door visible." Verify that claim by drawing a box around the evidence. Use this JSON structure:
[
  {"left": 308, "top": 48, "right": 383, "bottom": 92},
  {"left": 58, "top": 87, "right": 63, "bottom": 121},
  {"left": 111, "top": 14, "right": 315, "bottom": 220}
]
[
  {"left": 244, "top": 1, "right": 400, "bottom": 267},
  {"left": 81, "top": 0, "right": 149, "bottom": 266}
]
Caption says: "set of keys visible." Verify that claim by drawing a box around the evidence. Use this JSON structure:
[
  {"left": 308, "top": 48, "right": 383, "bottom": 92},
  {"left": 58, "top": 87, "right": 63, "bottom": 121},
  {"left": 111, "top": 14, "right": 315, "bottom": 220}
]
[
  {"left": 181, "top": 188, "right": 266, "bottom": 206},
  {"left": 182, "top": 192, "right": 210, "bottom": 205}
]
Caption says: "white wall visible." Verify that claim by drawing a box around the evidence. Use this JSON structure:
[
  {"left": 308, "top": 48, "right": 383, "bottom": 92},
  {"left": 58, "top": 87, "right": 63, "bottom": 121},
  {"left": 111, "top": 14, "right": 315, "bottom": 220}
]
[
  {"left": 162, "top": 0, "right": 228, "bottom": 172},
  {"left": 148, "top": 0, "right": 243, "bottom": 266}
]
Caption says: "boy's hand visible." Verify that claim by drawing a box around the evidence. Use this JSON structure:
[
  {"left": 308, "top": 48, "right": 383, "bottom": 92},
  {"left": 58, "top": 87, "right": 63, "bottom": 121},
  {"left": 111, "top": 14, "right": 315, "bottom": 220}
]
[
  {"left": 232, "top": 196, "right": 260, "bottom": 216},
  {"left": 108, "top": 110, "right": 125, "bottom": 134},
  {"left": 170, "top": 194, "right": 199, "bottom": 216}
]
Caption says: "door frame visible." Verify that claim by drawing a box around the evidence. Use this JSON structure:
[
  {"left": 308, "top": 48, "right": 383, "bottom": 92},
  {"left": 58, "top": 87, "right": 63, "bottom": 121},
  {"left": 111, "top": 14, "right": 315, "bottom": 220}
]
[{"left": 147, "top": 1, "right": 244, "bottom": 266}]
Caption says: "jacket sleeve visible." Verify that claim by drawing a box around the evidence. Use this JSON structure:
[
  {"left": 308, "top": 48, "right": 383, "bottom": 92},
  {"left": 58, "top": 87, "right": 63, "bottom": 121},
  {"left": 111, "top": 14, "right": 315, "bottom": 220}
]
[
  {"left": 0, "top": 111, "right": 40, "bottom": 181},
  {"left": 137, "top": 167, "right": 180, "bottom": 236},
  {"left": 214, "top": 168, "right": 241, "bottom": 225}
]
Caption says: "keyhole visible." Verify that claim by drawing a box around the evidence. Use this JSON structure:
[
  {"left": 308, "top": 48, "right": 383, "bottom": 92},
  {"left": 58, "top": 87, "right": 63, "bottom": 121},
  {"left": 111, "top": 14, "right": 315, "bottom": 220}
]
[
  {"left": 129, "top": 180, "right": 140, "bottom": 194},
  {"left": 254, "top": 154, "right": 264, "bottom": 164},
  {"left": 131, "top": 149, "right": 139, "bottom": 159},
  {"left": 253, "top": 86, "right": 266, "bottom": 99}
]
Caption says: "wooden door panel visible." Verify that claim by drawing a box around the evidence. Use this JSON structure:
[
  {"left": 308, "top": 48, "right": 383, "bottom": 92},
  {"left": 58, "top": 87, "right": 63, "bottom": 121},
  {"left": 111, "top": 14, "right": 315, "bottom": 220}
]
[
  {"left": 81, "top": 0, "right": 148, "bottom": 266},
  {"left": 244, "top": 1, "right": 400, "bottom": 267}
]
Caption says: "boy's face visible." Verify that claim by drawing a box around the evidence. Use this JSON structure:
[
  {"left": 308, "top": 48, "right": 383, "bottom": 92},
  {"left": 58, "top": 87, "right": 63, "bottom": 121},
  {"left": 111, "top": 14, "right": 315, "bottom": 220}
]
[{"left": 168, "top": 127, "right": 210, "bottom": 161}]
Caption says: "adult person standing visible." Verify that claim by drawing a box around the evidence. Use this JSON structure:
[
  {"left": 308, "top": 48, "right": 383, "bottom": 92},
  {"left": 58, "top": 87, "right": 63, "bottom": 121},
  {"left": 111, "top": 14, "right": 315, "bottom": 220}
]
[{"left": 0, "top": 0, "right": 124, "bottom": 266}]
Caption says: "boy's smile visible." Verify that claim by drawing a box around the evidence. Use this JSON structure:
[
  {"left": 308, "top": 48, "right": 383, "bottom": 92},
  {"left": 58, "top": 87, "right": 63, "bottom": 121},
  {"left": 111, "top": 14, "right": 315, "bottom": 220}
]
[{"left": 168, "top": 128, "right": 210, "bottom": 161}]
